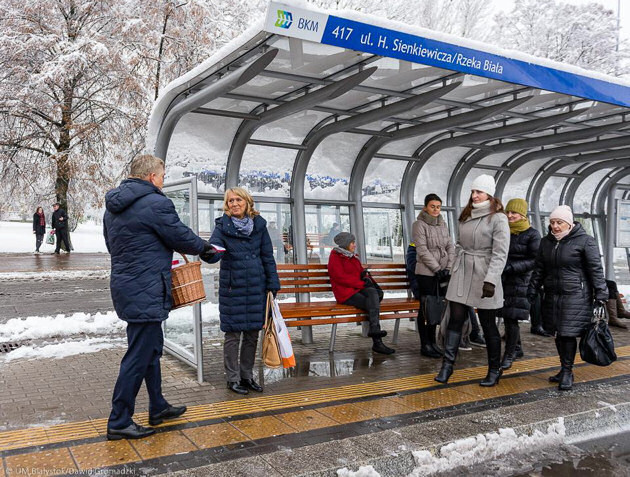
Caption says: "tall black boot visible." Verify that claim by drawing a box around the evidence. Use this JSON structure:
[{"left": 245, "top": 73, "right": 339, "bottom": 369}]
[
  {"left": 435, "top": 330, "right": 461, "bottom": 383},
  {"left": 501, "top": 319, "right": 519, "bottom": 370},
  {"left": 480, "top": 327, "right": 503, "bottom": 387},
  {"left": 372, "top": 337, "right": 395, "bottom": 355},
  {"left": 418, "top": 318, "right": 441, "bottom": 358},
  {"left": 549, "top": 337, "right": 562, "bottom": 383},
  {"left": 558, "top": 337, "right": 577, "bottom": 391},
  {"left": 427, "top": 324, "right": 443, "bottom": 356}
]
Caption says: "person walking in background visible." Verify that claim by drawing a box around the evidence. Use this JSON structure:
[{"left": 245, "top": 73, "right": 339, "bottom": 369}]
[
  {"left": 51, "top": 202, "right": 71, "bottom": 254},
  {"left": 205, "top": 187, "right": 280, "bottom": 395},
  {"left": 436, "top": 174, "right": 509, "bottom": 386},
  {"left": 32, "top": 206, "right": 46, "bottom": 253},
  {"left": 104, "top": 154, "right": 214, "bottom": 440},
  {"left": 500, "top": 199, "right": 541, "bottom": 370},
  {"left": 328, "top": 232, "right": 395, "bottom": 355},
  {"left": 412, "top": 193, "right": 454, "bottom": 359},
  {"left": 528, "top": 205, "right": 608, "bottom": 391}
]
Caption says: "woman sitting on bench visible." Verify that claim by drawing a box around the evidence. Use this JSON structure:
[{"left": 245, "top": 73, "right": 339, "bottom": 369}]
[{"left": 327, "top": 232, "right": 395, "bottom": 355}]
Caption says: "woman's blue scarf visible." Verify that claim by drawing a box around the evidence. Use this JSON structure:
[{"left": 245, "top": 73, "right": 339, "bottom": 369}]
[{"left": 231, "top": 216, "right": 254, "bottom": 236}]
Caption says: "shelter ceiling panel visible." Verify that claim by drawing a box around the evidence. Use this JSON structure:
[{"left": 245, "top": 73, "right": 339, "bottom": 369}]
[
  {"left": 475, "top": 151, "right": 514, "bottom": 167},
  {"left": 165, "top": 115, "right": 243, "bottom": 194},
  {"left": 414, "top": 147, "right": 469, "bottom": 206},
  {"left": 577, "top": 103, "right": 626, "bottom": 121},
  {"left": 573, "top": 168, "right": 614, "bottom": 214},
  {"left": 354, "top": 119, "right": 396, "bottom": 132},
  {"left": 393, "top": 101, "right": 450, "bottom": 121},
  {"left": 305, "top": 132, "right": 370, "bottom": 200},
  {"left": 443, "top": 79, "right": 521, "bottom": 102},
  {"left": 557, "top": 163, "right": 583, "bottom": 174},
  {"left": 318, "top": 90, "right": 383, "bottom": 110},
  {"left": 539, "top": 176, "right": 568, "bottom": 212},
  {"left": 230, "top": 74, "right": 308, "bottom": 99},
  {"left": 362, "top": 159, "right": 408, "bottom": 203},
  {"left": 358, "top": 58, "right": 450, "bottom": 92},
  {"left": 502, "top": 158, "right": 550, "bottom": 202},
  {"left": 264, "top": 37, "right": 368, "bottom": 78},
  {"left": 510, "top": 92, "right": 577, "bottom": 113},
  {"left": 200, "top": 97, "right": 260, "bottom": 113},
  {"left": 379, "top": 133, "right": 435, "bottom": 156},
  {"left": 239, "top": 145, "right": 296, "bottom": 198},
  {"left": 251, "top": 110, "right": 332, "bottom": 144}
]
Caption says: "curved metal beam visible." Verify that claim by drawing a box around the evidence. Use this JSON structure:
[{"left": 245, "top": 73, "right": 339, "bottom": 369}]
[
  {"left": 153, "top": 49, "right": 278, "bottom": 159},
  {"left": 224, "top": 66, "right": 378, "bottom": 188},
  {"left": 348, "top": 97, "right": 530, "bottom": 258},
  {"left": 289, "top": 82, "right": 461, "bottom": 264}
]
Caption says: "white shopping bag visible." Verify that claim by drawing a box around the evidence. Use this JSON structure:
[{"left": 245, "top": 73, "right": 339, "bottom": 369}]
[{"left": 270, "top": 297, "right": 296, "bottom": 368}]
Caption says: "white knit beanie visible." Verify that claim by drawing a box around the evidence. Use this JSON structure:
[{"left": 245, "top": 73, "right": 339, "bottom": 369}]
[
  {"left": 470, "top": 174, "right": 496, "bottom": 197},
  {"left": 550, "top": 205, "right": 574, "bottom": 225}
]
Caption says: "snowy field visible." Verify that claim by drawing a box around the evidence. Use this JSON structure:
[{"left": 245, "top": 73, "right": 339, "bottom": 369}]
[{"left": 0, "top": 220, "right": 108, "bottom": 253}]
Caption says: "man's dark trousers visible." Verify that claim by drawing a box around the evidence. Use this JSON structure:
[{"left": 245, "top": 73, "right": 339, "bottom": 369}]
[
  {"left": 55, "top": 228, "right": 71, "bottom": 253},
  {"left": 108, "top": 322, "right": 168, "bottom": 429}
]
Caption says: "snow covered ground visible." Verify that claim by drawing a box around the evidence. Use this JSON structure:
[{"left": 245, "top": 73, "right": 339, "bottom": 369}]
[{"left": 0, "top": 220, "right": 108, "bottom": 253}]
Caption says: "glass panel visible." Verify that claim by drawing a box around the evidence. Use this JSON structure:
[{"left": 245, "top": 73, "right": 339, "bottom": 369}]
[
  {"left": 363, "top": 208, "right": 404, "bottom": 263},
  {"left": 304, "top": 204, "right": 350, "bottom": 264},
  {"left": 573, "top": 169, "right": 612, "bottom": 214},
  {"left": 257, "top": 202, "right": 294, "bottom": 264},
  {"left": 539, "top": 176, "right": 567, "bottom": 212},
  {"left": 503, "top": 158, "right": 550, "bottom": 203},
  {"left": 166, "top": 115, "right": 243, "bottom": 193},
  {"left": 380, "top": 133, "right": 434, "bottom": 156},
  {"left": 305, "top": 132, "right": 368, "bottom": 200},
  {"left": 475, "top": 151, "right": 514, "bottom": 167},
  {"left": 362, "top": 159, "right": 407, "bottom": 203},
  {"left": 575, "top": 216, "right": 594, "bottom": 236},
  {"left": 251, "top": 110, "right": 330, "bottom": 144},
  {"left": 239, "top": 145, "right": 295, "bottom": 197},
  {"left": 414, "top": 147, "right": 468, "bottom": 206}
]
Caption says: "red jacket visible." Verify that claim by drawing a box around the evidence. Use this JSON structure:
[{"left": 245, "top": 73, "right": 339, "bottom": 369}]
[{"left": 327, "top": 249, "right": 365, "bottom": 303}]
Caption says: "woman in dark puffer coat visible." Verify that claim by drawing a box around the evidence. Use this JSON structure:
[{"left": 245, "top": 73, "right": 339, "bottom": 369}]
[
  {"left": 528, "top": 205, "right": 608, "bottom": 391},
  {"left": 500, "top": 199, "right": 540, "bottom": 370},
  {"left": 206, "top": 187, "right": 280, "bottom": 396}
]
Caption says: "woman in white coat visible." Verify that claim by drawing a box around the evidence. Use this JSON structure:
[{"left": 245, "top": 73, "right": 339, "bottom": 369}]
[{"left": 435, "top": 175, "right": 510, "bottom": 386}]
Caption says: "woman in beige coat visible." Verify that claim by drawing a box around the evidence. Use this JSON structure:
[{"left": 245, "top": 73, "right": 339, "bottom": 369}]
[
  {"left": 412, "top": 193, "right": 455, "bottom": 358},
  {"left": 435, "top": 174, "right": 510, "bottom": 387}
]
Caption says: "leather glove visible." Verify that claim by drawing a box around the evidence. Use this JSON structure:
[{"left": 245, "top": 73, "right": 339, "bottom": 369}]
[
  {"left": 199, "top": 242, "right": 217, "bottom": 263},
  {"left": 435, "top": 269, "right": 449, "bottom": 281},
  {"left": 481, "top": 282, "right": 495, "bottom": 298}
]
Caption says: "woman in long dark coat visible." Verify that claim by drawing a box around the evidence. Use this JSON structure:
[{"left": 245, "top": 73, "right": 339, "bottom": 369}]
[
  {"left": 500, "top": 199, "right": 540, "bottom": 370},
  {"left": 32, "top": 206, "right": 46, "bottom": 253},
  {"left": 207, "top": 187, "right": 280, "bottom": 395},
  {"left": 528, "top": 205, "right": 608, "bottom": 391}
]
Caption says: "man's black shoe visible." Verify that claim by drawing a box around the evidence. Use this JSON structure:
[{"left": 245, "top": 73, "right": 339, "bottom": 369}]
[
  {"left": 240, "top": 378, "right": 263, "bottom": 393},
  {"left": 107, "top": 422, "right": 155, "bottom": 441},
  {"left": 149, "top": 405, "right": 187, "bottom": 426},
  {"left": 531, "top": 326, "right": 553, "bottom": 337},
  {"left": 227, "top": 381, "right": 249, "bottom": 395}
]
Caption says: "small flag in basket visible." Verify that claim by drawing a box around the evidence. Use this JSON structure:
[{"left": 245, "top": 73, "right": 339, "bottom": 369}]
[{"left": 270, "top": 294, "right": 296, "bottom": 368}]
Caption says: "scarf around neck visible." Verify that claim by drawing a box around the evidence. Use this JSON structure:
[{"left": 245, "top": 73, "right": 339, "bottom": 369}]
[
  {"left": 419, "top": 210, "right": 442, "bottom": 226},
  {"left": 231, "top": 216, "right": 254, "bottom": 236},
  {"left": 37, "top": 212, "right": 45, "bottom": 227},
  {"left": 333, "top": 246, "right": 358, "bottom": 259},
  {"left": 508, "top": 218, "right": 530, "bottom": 235},
  {"left": 470, "top": 200, "right": 491, "bottom": 219},
  {"left": 552, "top": 224, "right": 573, "bottom": 241}
]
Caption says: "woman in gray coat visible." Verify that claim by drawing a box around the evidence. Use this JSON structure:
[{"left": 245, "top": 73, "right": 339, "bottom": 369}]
[
  {"left": 435, "top": 174, "right": 510, "bottom": 386},
  {"left": 412, "top": 193, "right": 455, "bottom": 358}
]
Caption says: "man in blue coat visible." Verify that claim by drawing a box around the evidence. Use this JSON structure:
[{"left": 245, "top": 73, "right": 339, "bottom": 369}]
[{"left": 104, "top": 154, "right": 213, "bottom": 440}]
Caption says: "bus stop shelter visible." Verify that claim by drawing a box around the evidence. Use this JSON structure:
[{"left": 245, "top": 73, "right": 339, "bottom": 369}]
[{"left": 145, "top": 1, "right": 630, "bottom": 380}]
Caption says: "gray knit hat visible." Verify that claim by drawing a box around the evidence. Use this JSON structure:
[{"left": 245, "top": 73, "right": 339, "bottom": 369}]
[{"left": 334, "top": 232, "right": 355, "bottom": 250}]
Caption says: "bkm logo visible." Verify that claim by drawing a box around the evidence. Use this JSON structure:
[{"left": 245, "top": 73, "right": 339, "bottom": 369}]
[{"left": 275, "top": 10, "right": 293, "bottom": 29}]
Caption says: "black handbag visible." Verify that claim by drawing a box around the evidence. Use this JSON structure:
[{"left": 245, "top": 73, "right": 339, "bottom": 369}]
[
  {"left": 421, "top": 281, "right": 447, "bottom": 326},
  {"left": 579, "top": 304, "right": 617, "bottom": 366}
]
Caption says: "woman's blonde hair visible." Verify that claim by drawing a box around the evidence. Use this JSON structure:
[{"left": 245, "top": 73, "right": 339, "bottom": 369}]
[{"left": 223, "top": 187, "right": 259, "bottom": 217}]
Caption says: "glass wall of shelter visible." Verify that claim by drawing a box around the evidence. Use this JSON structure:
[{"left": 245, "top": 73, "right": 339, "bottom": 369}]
[{"left": 151, "top": 2, "right": 630, "bottom": 313}]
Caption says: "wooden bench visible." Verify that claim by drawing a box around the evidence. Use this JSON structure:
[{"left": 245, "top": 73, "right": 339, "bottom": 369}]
[{"left": 277, "top": 263, "right": 419, "bottom": 352}]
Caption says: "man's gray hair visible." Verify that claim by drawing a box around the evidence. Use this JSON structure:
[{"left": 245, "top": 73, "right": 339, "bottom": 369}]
[{"left": 129, "top": 154, "right": 165, "bottom": 179}]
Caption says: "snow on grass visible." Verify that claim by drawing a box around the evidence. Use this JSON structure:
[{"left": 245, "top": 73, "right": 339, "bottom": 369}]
[
  {"left": 409, "top": 420, "right": 566, "bottom": 476},
  {"left": 3, "top": 337, "right": 124, "bottom": 362},
  {"left": 0, "top": 220, "right": 108, "bottom": 253},
  {"left": 0, "top": 270, "right": 110, "bottom": 281}
]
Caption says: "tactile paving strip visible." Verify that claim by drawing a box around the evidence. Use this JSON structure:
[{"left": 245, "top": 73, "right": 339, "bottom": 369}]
[{"left": 0, "top": 345, "right": 629, "bottom": 454}]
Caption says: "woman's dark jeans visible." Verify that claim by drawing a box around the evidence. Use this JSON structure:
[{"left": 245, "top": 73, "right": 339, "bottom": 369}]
[{"left": 344, "top": 287, "right": 383, "bottom": 333}]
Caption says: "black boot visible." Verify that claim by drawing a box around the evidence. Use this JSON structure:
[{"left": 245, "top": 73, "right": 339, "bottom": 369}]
[
  {"left": 480, "top": 368, "right": 503, "bottom": 387},
  {"left": 418, "top": 320, "right": 441, "bottom": 359},
  {"left": 558, "top": 337, "right": 577, "bottom": 391},
  {"left": 368, "top": 329, "right": 387, "bottom": 338},
  {"left": 435, "top": 330, "right": 461, "bottom": 383},
  {"left": 549, "top": 338, "right": 563, "bottom": 383},
  {"left": 514, "top": 341, "right": 524, "bottom": 359},
  {"left": 501, "top": 319, "right": 519, "bottom": 370},
  {"left": 372, "top": 337, "right": 395, "bottom": 355}
]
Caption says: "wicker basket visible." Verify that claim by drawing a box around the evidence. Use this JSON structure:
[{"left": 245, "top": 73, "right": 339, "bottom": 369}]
[{"left": 171, "top": 254, "right": 205, "bottom": 309}]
